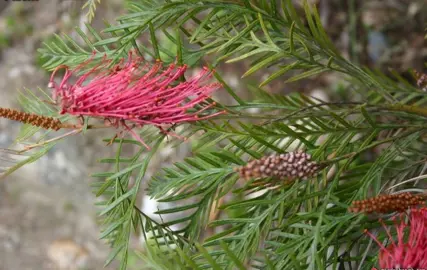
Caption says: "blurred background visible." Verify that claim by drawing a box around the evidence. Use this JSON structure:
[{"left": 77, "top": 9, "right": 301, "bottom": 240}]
[{"left": 0, "top": 0, "right": 425, "bottom": 269}]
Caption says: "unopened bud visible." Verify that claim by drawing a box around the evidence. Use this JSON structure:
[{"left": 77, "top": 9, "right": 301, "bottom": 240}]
[
  {"left": 349, "top": 193, "right": 425, "bottom": 214},
  {"left": 235, "top": 150, "right": 320, "bottom": 182}
]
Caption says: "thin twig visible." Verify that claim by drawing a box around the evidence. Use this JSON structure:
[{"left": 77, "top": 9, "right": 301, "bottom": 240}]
[
  {"left": 387, "top": 174, "right": 427, "bottom": 191},
  {"left": 19, "top": 128, "right": 82, "bottom": 153}
]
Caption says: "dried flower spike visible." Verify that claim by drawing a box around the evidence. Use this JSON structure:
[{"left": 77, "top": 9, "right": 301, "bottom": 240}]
[
  {"left": 365, "top": 207, "right": 427, "bottom": 269},
  {"left": 48, "top": 51, "right": 224, "bottom": 148},
  {"left": 0, "top": 107, "right": 62, "bottom": 131},
  {"left": 235, "top": 150, "right": 320, "bottom": 182},
  {"left": 349, "top": 193, "right": 425, "bottom": 214}
]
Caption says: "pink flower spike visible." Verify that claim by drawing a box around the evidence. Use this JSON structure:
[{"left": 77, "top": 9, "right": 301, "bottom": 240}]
[
  {"left": 365, "top": 207, "right": 427, "bottom": 269},
  {"left": 49, "top": 52, "right": 223, "bottom": 148}
]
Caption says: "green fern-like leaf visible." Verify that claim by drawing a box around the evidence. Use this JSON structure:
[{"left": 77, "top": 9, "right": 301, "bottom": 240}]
[{"left": 82, "top": 0, "right": 101, "bottom": 23}]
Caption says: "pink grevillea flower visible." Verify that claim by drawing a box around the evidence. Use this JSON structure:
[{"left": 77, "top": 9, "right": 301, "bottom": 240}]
[
  {"left": 365, "top": 207, "right": 427, "bottom": 269},
  {"left": 48, "top": 51, "right": 224, "bottom": 149}
]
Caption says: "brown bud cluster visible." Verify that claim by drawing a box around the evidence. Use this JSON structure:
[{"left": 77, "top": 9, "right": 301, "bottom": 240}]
[
  {"left": 235, "top": 150, "right": 320, "bottom": 182},
  {"left": 414, "top": 70, "right": 427, "bottom": 91},
  {"left": 0, "top": 108, "right": 62, "bottom": 131},
  {"left": 349, "top": 192, "right": 425, "bottom": 214}
]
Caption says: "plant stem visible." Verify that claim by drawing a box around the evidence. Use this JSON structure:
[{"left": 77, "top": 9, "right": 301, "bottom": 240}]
[
  {"left": 19, "top": 128, "right": 83, "bottom": 153},
  {"left": 385, "top": 104, "right": 427, "bottom": 118}
]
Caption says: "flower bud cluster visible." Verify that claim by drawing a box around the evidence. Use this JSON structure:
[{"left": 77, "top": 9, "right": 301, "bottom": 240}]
[
  {"left": 236, "top": 150, "right": 320, "bottom": 182},
  {"left": 0, "top": 108, "right": 62, "bottom": 130},
  {"left": 349, "top": 192, "right": 425, "bottom": 214}
]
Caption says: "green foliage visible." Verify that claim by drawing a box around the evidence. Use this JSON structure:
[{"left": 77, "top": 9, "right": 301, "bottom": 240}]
[
  {"left": 12, "top": 0, "right": 427, "bottom": 269},
  {"left": 82, "top": 0, "right": 102, "bottom": 23}
]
